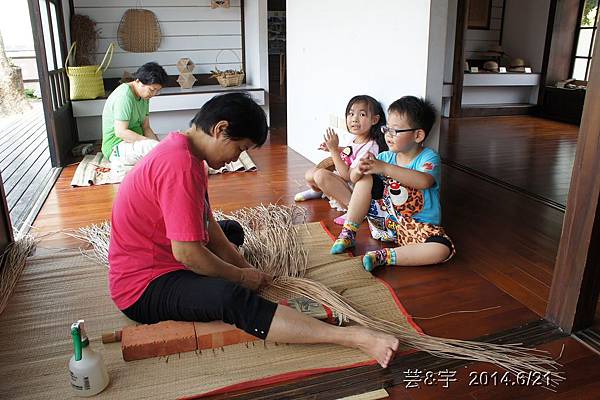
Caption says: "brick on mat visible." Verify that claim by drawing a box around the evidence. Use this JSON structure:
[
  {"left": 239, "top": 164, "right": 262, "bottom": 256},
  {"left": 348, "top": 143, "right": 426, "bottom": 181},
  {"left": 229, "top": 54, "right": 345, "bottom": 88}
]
[
  {"left": 121, "top": 320, "right": 259, "bottom": 361},
  {"left": 121, "top": 320, "right": 197, "bottom": 361},
  {"left": 194, "top": 321, "right": 259, "bottom": 350}
]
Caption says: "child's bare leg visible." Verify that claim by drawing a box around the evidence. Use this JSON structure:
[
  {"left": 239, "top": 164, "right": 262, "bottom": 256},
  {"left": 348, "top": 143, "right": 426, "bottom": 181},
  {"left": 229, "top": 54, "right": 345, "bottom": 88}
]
[
  {"left": 363, "top": 243, "right": 451, "bottom": 271},
  {"left": 295, "top": 167, "right": 323, "bottom": 201},
  {"left": 330, "top": 174, "right": 374, "bottom": 254},
  {"left": 345, "top": 174, "right": 374, "bottom": 223},
  {"left": 267, "top": 304, "right": 399, "bottom": 368},
  {"left": 312, "top": 169, "right": 352, "bottom": 208}
]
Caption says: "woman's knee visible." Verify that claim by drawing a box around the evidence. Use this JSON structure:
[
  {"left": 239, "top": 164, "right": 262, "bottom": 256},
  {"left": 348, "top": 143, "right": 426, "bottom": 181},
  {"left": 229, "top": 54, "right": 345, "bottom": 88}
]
[{"left": 218, "top": 220, "right": 244, "bottom": 247}]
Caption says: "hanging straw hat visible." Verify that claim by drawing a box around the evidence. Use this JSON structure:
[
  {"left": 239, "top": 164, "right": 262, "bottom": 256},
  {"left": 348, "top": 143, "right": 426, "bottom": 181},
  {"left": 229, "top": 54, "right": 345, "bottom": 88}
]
[{"left": 117, "top": 9, "right": 162, "bottom": 53}]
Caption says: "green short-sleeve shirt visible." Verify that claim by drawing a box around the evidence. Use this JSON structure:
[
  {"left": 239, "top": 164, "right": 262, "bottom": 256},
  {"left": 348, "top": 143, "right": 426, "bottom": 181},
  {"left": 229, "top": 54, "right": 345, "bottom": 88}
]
[{"left": 101, "top": 83, "right": 150, "bottom": 159}]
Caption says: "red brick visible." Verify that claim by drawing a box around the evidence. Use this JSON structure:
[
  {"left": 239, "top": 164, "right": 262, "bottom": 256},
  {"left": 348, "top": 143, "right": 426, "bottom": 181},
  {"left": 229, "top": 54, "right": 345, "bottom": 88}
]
[
  {"left": 121, "top": 321, "right": 197, "bottom": 361},
  {"left": 194, "top": 321, "right": 258, "bottom": 350}
]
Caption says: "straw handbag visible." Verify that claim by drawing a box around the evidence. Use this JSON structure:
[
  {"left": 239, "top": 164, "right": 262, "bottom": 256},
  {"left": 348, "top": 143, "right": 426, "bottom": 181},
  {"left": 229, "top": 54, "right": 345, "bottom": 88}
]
[
  {"left": 211, "top": 49, "right": 245, "bottom": 87},
  {"left": 65, "top": 42, "right": 114, "bottom": 100}
]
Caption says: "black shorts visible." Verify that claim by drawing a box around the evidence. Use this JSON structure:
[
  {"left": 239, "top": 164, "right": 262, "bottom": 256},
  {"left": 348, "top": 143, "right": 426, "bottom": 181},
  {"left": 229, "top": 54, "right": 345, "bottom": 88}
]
[
  {"left": 371, "top": 174, "right": 386, "bottom": 200},
  {"left": 121, "top": 220, "right": 278, "bottom": 340}
]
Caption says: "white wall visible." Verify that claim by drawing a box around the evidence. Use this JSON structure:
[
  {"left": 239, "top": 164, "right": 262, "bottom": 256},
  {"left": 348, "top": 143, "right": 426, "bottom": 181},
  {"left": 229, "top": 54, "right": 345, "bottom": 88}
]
[
  {"left": 73, "top": 0, "right": 243, "bottom": 78},
  {"left": 287, "top": 0, "right": 447, "bottom": 165},
  {"left": 501, "top": 0, "right": 551, "bottom": 72},
  {"left": 464, "top": 0, "right": 504, "bottom": 60},
  {"left": 243, "top": 0, "right": 269, "bottom": 119}
]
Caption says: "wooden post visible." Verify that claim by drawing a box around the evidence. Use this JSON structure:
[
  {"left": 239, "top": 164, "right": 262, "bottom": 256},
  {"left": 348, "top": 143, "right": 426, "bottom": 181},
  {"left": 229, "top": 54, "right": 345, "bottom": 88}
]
[
  {"left": 546, "top": 18, "right": 600, "bottom": 333},
  {"left": 450, "top": 0, "right": 469, "bottom": 118}
]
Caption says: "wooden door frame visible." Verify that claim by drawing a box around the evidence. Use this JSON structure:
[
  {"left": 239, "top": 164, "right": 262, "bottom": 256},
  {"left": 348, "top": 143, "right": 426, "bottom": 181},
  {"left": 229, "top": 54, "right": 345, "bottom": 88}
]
[
  {"left": 0, "top": 174, "right": 14, "bottom": 254},
  {"left": 449, "top": 0, "right": 469, "bottom": 117},
  {"left": 545, "top": 17, "right": 600, "bottom": 334},
  {"left": 28, "top": 0, "right": 73, "bottom": 167}
]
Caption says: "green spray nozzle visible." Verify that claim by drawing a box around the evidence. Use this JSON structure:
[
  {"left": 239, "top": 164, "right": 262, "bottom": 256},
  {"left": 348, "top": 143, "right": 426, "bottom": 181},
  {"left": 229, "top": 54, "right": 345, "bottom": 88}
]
[
  {"left": 70, "top": 319, "right": 88, "bottom": 361},
  {"left": 71, "top": 321, "right": 82, "bottom": 361}
]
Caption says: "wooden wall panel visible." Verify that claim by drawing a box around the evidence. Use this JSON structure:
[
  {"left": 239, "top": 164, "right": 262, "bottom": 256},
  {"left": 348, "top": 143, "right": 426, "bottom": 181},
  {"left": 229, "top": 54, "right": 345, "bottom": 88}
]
[{"left": 73, "top": 0, "right": 243, "bottom": 79}]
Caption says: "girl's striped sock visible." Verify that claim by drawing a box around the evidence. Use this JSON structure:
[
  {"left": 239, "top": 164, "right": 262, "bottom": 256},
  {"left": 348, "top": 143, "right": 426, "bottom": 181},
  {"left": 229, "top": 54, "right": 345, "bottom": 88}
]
[{"left": 330, "top": 221, "right": 360, "bottom": 254}]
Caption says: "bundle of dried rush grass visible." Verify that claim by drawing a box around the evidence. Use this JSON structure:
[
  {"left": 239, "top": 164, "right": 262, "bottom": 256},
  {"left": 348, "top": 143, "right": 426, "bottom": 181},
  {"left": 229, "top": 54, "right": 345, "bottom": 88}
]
[
  {"left": 67, "top": 205, "right": 308, "bottom": 276},
  {"left": 214, "top": 204, "right": 308, "bottom": 278},
  {"left": 65, "top": 221, "right": 111, "bottom": 267},
  {"left": 270, "top": 277, "right": 564, "bottom": 390},
  {"left": 70, "top": 14, "right": 99, "bottom": 66},
  {"left": 0, "top": 235, "right": 36, "bottom": 315}
]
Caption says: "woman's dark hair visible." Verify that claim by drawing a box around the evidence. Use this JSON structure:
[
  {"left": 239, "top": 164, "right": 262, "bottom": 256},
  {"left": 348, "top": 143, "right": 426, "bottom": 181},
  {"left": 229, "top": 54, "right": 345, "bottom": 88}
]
[
  {"left": 190, "top": 92, "right": 269, "bottom": 146},
  {"left": 388, "top": 96, "right": 437, "bottom": 139},
  {"left": 134, "top": 62, "right": 168, "bottom": 86},
  {"left": 345, "top": 95, "right": 388, "bottom": 151}
]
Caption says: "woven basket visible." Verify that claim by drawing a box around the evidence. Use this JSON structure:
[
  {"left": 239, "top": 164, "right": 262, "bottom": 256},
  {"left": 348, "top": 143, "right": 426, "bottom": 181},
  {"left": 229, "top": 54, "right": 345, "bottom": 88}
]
[
  {"left": 65, "top": 42, "right": 114, "bottom": 100},
  {"left": 117, "top": 9, "right": 161, "bottom": 53},
  {"left": 211, "top": 49, "right": 244, "bottom": 87}
]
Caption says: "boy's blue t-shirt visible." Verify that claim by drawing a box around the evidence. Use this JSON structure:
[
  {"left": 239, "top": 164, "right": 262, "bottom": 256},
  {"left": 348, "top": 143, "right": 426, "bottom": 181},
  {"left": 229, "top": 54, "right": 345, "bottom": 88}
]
[{"left": 376, "top": 147, "right": 441, "bottom": 225}]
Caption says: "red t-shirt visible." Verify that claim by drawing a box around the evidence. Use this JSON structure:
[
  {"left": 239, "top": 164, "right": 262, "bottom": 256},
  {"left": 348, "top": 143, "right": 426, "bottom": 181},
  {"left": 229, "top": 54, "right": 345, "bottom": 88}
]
[{"left": 108, "top": 132, "right": 211, "bottom": 310}]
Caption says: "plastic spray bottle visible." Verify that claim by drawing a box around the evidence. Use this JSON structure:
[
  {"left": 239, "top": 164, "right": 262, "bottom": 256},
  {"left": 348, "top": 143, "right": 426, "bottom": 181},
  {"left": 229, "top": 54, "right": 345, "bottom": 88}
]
[{"left": 68, "top": 319, "right": 110, "bottom": 396}]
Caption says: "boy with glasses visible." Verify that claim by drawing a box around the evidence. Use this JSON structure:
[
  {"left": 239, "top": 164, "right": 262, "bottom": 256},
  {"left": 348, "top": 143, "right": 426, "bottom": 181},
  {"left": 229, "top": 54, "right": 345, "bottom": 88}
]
[
  {"left": 102, "top": 62, "right": 168, "bottom": 176},
  {"left": 330, "top": 96, "right": 455, "bottom": 271}
]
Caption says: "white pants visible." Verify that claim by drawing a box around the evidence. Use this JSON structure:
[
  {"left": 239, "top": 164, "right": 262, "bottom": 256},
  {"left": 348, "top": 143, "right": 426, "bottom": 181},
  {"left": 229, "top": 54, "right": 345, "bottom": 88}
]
[{"left": 110, "top": 139, "right": 159, "bottom": 179}]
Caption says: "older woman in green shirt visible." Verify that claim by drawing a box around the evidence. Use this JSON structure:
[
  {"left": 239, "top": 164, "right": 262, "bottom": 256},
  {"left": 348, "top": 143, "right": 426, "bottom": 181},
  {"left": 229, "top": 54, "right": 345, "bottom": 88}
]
[{"left": 102, "top": 62, "right": 168, "bottom": 175}]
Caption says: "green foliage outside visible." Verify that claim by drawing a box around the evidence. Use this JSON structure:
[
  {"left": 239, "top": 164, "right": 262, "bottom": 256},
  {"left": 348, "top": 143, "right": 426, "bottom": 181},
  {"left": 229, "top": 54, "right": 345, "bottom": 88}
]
[
  {"left": 24, "top": 88, "right": 38, "bottom": 100},
  {"left": 582, "top": 0, "right": 598, "bottom": 26}
]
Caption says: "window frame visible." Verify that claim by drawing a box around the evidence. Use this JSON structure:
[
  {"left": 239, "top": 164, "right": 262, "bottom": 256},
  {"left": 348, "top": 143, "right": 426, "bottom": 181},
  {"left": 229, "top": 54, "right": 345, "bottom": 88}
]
[{"left": 571, "top": 0, "right": 599, "bottom": 81}]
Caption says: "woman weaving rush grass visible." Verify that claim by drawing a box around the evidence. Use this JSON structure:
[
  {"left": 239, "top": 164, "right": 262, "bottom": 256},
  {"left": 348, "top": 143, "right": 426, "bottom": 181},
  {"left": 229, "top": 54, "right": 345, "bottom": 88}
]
[{"left": 108, "top": 93, "right": 400, "bottom": 368}]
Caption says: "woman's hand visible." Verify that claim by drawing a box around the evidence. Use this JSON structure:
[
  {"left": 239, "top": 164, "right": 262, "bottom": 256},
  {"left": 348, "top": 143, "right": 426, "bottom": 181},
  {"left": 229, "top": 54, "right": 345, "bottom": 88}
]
[
  {"left": 358, "top": 154, "right": 387, "bottom": 175},
  {"left": 323, "top": 128, "right": 339, "bottom": 152},
  {"left": 239, "top": 268, "right": 273, "bottom": 291}
]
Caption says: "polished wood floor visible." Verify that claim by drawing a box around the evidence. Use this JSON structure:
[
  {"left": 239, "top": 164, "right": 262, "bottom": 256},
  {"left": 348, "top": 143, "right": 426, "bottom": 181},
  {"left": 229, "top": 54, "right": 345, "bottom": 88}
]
[
  {"left": 440, "top": 116, "right": 578, "bottom": 208},
  {"left": 32, "top": 129, "right": 599, "bottom": 399}
]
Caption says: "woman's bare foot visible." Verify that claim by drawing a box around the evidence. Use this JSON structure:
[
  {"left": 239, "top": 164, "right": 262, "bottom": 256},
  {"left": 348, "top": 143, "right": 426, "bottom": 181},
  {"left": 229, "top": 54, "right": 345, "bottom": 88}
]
[{"left": 345, "top": 326, "right": 400, "bottom": 368}]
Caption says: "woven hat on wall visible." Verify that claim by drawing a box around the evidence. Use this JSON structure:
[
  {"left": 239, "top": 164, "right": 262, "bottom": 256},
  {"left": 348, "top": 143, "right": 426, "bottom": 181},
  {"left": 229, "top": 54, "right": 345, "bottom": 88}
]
[{"left": 117, "top": 9, "right": 162, "bottom": 53}]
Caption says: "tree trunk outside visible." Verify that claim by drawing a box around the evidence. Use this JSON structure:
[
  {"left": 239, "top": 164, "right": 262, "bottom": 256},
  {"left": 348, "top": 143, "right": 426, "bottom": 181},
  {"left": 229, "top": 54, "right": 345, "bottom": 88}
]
[{"left": 0, "top": 30, "right": 31, "bottom": 116}]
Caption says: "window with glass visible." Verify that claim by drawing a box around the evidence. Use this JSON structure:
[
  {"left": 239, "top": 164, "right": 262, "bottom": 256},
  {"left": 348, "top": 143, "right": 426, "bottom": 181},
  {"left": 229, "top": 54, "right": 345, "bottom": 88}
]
[{"left": 572, "top": 0, "right": 598, "bottom": 81}]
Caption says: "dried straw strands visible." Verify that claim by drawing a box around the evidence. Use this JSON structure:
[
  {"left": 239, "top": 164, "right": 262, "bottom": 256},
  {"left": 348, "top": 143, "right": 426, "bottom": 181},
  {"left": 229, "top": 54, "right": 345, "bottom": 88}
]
[
  {"left": 214, "top": 204, "right": 308, "bottom": 278},
  {"left": 270, "top": 277, "right": 564, "bottom": 389},
  {"left": 64, "top": 221, "right": 111, "bottom": 267},
  {"left": 0, "top": 235, "right": 36, "bottom": 314}
]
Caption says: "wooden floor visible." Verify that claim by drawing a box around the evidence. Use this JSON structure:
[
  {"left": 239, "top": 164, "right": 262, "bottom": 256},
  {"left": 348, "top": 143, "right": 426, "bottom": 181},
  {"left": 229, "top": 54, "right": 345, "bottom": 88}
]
[
  {"left": 31, "top": 128, "right": 600, "bottom": 398},
  {"left": 440, "top": 116, "right": 578, "bottom": 208},
  {"left": 0, "top": 101, "right": 56, "bottom": 232}
]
